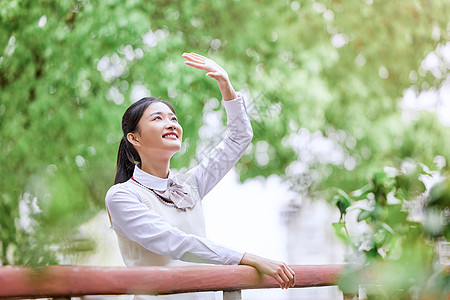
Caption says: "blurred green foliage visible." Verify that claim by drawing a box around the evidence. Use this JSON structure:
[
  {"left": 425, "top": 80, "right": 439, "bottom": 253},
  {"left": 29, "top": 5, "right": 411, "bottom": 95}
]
[
  {"left": 0, "top": 0, "right": 449, "bottom": 270},
  {"left": 333, "top": 164, "right": 449, "bottom": 299}
]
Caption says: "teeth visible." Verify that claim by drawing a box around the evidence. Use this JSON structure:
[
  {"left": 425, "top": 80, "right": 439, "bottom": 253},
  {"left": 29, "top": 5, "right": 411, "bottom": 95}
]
[{"left": 164, "top": 134, "right": 177, "bottom": 138}]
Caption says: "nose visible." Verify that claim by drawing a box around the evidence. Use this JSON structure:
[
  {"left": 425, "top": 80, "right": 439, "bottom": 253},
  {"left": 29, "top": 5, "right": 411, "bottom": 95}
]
[{"left": 166, "top": 122, "right": 178, "bottom": 130}]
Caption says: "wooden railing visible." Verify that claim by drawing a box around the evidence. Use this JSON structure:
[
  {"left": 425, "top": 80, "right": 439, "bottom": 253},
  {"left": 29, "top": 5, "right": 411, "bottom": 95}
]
[{"left": 0, "top": 264, "right": 347, "bottom": 299}]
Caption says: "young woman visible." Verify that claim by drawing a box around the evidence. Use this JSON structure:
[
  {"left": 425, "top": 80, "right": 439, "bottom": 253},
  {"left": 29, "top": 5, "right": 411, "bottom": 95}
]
[{"left": 105, "top": 53, "right": 295, "bottom": 299}]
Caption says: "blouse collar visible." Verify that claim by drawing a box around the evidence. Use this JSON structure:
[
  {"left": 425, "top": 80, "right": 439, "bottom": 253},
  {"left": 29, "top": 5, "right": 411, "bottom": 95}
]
[
  {"left": 132, "top": 165, "right": 171, "bottom": 191},
  {"left": 131, "top": 165, "right": 194, "bottom": 209}
]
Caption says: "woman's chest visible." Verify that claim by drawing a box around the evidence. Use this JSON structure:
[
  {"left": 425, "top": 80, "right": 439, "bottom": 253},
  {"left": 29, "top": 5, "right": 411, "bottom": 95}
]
[{"left": 135, "top": 187, "right": 207, "bottom": 237}]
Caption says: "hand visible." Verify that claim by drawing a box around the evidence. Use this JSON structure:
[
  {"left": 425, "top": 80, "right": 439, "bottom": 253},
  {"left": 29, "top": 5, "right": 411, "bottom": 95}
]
[
  {"left": 182, "top": 52, "right": 237, "bottom": 100},
  {"left": 182, "top": 52, "right": 229, "bottom": 84},
  {"left": 239, "top": 253, "right": 296, "bottom": 289}
]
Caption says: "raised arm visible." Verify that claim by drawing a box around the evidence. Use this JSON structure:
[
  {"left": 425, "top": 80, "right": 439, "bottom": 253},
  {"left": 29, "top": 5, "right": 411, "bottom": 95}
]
[
  {"left": 182, "top": 53, "right": 253, "bottom": 199},
  {"left": 182, "top": 53, "right": 294, "bottom": 289}
]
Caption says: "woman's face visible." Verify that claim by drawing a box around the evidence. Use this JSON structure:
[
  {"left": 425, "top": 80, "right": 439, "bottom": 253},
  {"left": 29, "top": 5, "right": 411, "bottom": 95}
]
[{"left": 131, "top": 101, "right": 183, "bottom": 157}]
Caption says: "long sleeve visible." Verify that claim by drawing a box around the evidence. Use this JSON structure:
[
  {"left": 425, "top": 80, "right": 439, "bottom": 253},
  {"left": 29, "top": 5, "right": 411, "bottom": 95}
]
[
  {"left": 192, "top": 94, "right": 253, "bottom": 199},
  {"left": 105, "top": 184, "right": 244, "bottom": 265}
]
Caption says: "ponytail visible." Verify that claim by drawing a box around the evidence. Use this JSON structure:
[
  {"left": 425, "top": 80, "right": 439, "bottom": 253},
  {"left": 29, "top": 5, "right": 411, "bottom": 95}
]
[
  {"left": 113, "top": 97, "right": 176, "bottom": 184},
  {"left": 114, "top": 137, "right": 141, "bottom": 184}
]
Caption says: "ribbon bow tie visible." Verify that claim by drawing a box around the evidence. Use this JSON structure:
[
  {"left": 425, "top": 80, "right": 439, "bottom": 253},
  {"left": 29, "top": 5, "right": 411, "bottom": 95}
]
[{"left": 153, "top": 179, "right": 194, "bottom": 209}]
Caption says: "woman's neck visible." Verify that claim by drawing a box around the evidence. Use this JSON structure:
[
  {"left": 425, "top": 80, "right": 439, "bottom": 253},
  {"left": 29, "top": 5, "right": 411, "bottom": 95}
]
[{"left": 140, "top": 159, "right": 171, "bottom": 179}]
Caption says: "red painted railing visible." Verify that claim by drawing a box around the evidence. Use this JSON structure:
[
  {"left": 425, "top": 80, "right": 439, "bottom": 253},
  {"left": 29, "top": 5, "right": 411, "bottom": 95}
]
[{"left": 0, "top": 264, "right": 345, "bottom": 299}]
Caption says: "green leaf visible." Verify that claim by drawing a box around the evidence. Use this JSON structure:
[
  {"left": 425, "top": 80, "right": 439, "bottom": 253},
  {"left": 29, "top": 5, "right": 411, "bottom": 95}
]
[
  {"left": 428, "top": 181, "right": 450, "bottom": 209},
  {"left": 333, "top": 189, "right": 352, "bottom": 217},
  {"left": 357, "top": 209, "right": 371, "bottom": 222},
  {"left": 332, "top": 222, "right": 349, "bottom": 243},
  {"left": 351, "top": 184, "right": 372, "bottom": 200}
]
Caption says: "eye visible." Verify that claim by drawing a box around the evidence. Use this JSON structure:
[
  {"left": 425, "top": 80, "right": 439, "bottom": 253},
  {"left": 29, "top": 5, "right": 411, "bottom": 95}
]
[
  {"left": 153, "top": 116, "right": 162, "bottom": 120},
  {"left": 171, "top": 117, "right": 178, "bottom": 122}
]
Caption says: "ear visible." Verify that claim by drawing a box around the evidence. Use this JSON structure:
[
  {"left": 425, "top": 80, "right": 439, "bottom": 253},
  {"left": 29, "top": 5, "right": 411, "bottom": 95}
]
[{"left": 127, "top": 132, "right": 141, "bottom": 147}]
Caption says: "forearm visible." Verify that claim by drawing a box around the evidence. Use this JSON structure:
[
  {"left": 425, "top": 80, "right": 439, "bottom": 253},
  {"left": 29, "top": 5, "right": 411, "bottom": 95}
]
[
  {"left": 219, "top": 80, "right": 237, "bottom": 101},
  {"left": 239, "top": 252, "right": 262, "bottom": 269},
  {"left": 193, "top": 95, "right": 253, "bottom": 199}
]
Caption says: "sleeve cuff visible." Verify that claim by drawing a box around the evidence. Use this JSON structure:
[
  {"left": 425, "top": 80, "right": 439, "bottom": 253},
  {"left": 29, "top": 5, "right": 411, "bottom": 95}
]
[
  {"left": 222, "top": 93, "right": 248, "bottom": 117},
  {"left": 223, "top": 250, "right": 246, "bottom": 265}
]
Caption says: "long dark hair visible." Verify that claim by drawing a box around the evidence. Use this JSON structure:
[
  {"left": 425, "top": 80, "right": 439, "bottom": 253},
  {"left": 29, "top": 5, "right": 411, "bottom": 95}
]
[{"left": 114, "top": 97, "right": 176, "bottom": 184}]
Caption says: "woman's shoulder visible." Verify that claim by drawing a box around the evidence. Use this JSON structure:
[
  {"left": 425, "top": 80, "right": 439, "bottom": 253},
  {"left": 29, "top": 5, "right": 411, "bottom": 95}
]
[{"left": 105, "top": 180, "right": 140, "bottom": 203}]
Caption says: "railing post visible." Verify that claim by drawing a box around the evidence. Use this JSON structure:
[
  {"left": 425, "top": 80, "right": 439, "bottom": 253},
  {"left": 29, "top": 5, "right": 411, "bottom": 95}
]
[
  {"left": 343, "top": 285, "right": 365, "bottom": 300},
  {"left": 223, "top": 290, "right": 242, "bottom": 300}
]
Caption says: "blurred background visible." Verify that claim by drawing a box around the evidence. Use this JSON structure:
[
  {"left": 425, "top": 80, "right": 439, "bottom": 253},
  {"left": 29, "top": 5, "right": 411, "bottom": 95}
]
[{"left": 1, "top": 0, "right": 449, "bottom": 299}]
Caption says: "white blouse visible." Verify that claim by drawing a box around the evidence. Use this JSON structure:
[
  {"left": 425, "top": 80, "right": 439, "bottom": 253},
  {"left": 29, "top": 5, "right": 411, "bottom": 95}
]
[{"left": 105, "top": 95, "right": 253, "bottom": 267}]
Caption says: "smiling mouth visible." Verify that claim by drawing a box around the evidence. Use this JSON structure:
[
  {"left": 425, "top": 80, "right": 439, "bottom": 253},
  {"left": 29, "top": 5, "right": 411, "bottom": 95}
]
[{"left": 162, "top": 132, "right": 178, "bottom": 139}]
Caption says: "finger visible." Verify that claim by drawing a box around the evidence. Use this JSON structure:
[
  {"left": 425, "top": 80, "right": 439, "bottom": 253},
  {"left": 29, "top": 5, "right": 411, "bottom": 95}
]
[
  {"left": 184, "top": 61, "right": 208, "bottom": 71},
  {"left": 183, "top": 53, "right": 207, "bottom": 63},
  {"left": 206, "top": 73, "right": 228, "bottom": 84},
  {"left": 278, "top": 269, "right": 290, "bottom": 289},
  {"left": 189, "top": 52, "right": 208, "bottom": 60},
  {"left": 273, "top": 274, "right": 285, "bottom": 289},
  {"left": 287, "top": 266, "right": 295, "bottom": 287},
  {"left": 287, "top": 265, "right": 295, "bottom": 275},
  {"left": 182, "top": 54, "right": 204, "bottom": 64},
  {"left": 280, "top": 264, "right": 294, "bottom": 288},
  {"left": 287, "top": 270, "right": 295, "bottom": 288},
  {"left": 205, "top": 71, "right": 221, "bottom": 78},
  {"left": 207, "top": 71, "right": 228, "bottom": 80},
  {"left": 282, "top": 265, "right": 295, "bottom": 287},
  {"left": 276, "top": 268, "right": 289, "bottom": 289}
]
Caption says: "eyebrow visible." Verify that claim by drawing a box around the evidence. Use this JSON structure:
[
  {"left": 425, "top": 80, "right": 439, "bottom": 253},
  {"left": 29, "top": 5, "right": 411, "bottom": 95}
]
[{"left": 148, "top": 111, "right": 176, "bottom": 118}]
